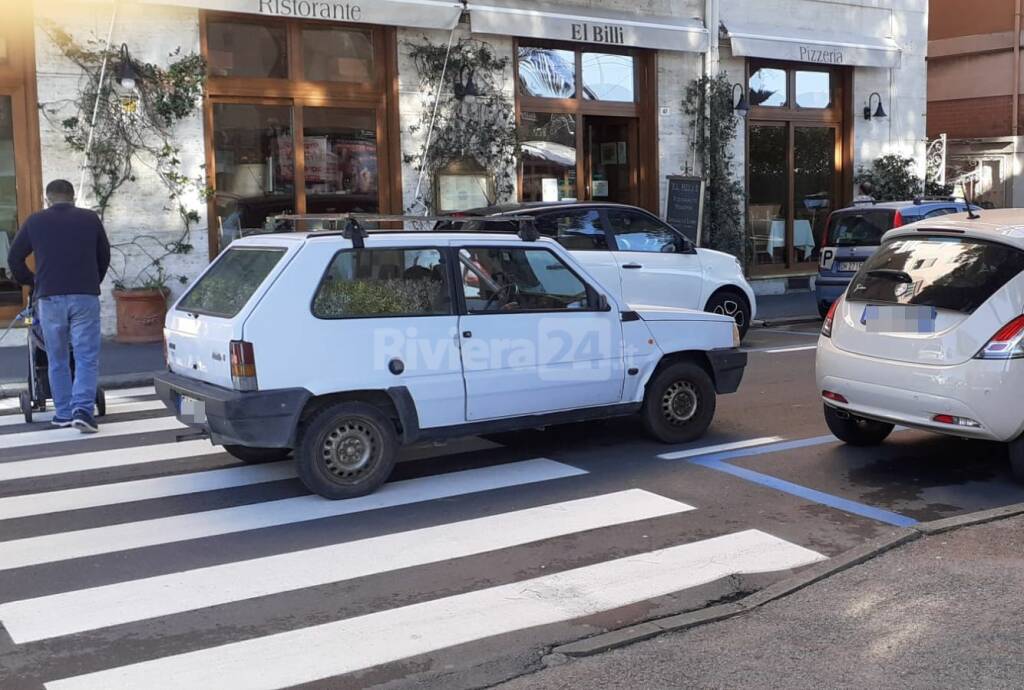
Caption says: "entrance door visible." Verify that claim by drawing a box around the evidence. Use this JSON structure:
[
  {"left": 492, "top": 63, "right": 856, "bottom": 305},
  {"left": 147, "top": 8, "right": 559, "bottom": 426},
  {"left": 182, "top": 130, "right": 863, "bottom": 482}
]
[
  {"left": 0, "top": 90, "right": 27, "bottom": 319},
  {"left": 584, "top": 116, "right": 637, "bottom": 205}
]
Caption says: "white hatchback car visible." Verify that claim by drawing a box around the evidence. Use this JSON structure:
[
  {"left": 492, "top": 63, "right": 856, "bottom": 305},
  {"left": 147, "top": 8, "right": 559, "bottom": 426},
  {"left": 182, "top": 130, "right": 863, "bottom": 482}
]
[
  {"left": 816, "top": 209, "right": 1024, "bottom": 479},
  {"left": 156, "top": 221, "right": 747, "bottom": 499},
  {"left": 447, "top": 203, "right": 758, "bottom": 337}
]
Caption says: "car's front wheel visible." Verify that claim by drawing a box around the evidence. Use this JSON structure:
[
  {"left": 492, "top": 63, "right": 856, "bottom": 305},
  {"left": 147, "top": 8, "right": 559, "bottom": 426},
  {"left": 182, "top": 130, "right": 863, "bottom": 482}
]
[
  {"left": 642, "top": 361, "right": 717, "bottom": 444},
  {"left": 296, "top": 401, "right": 398, "bottom": 499},
  {"left": 823, "top": 404, "right": 894, "bottom": 446},
  {"left": 706, "top": 290, "right": 751, "bottom": 339},
  {"left": 224, "top": 445, "right": 292, "bottom": 464}
]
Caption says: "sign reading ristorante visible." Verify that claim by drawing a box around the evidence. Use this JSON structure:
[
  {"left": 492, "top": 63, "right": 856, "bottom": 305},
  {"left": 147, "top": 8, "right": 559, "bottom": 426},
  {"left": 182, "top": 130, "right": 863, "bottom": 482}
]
[{"left": 258, "top": 0, "right": 362, "bottom": 20}]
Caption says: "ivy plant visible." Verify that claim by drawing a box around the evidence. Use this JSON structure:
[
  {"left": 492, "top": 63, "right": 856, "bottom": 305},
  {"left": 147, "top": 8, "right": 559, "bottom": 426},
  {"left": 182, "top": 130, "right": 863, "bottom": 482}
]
[
  {"left": 683, "top": 74, "right": 746, "bottom": 263},
  {"left": 404, "top": 38, "right": 520, "bottom": 213},
  {"left": 40, "top": 23, "right": 209, "bottom": 291}
]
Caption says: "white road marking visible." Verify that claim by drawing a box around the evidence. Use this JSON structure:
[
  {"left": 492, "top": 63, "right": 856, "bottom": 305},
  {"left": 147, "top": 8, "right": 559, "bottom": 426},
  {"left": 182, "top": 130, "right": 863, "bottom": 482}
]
[
  {"left": 0, "top": 400, "right": 166, "bottom": 427},
  {"left": 0, "top": 459, "right": 585, "bottom": 572},
  {"left": 0, "top": 416, "right": 186, "bottom": 451},
  {"left": 0, "top": 440, "right": 223, "bottom": 482},
  {"left": 658, "top": 436, "right": 784, "bottom": 460},
  {"left": 0, "top": 462, "right": 297, "bottom": 521},
  {"left": 1, "top": 490, "right": 692, "bottom": 643},
  {"left": 0, "top": 387, "right": 156, "bottom": 414},
  {"left": 763, "top": 345, "right": 818, "bottom": 354},
  {"left": 45, "top": 530, "right": 825, "bottom": 690}
]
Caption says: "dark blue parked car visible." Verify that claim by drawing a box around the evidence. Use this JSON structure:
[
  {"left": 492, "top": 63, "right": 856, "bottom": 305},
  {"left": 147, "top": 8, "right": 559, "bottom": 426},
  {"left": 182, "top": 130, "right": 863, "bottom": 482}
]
[{"left": 815, "top": 198, "right": 978, "bottom": 317}]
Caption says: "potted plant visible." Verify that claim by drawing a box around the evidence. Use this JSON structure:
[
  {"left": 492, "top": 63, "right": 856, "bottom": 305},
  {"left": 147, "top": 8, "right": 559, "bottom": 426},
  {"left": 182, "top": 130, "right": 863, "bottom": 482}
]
[{"left": 111, "top": 266, "right": 174, "bottom": 343}]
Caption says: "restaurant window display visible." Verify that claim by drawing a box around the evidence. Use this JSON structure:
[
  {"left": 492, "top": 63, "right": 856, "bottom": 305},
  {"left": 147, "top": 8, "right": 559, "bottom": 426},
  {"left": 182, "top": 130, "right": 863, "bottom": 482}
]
[
  {"left": 203, "top": 13, "right": 397, "bottom": 253},
  {"left": 746, "top": 60, "right": 846, "bottom": 274}
]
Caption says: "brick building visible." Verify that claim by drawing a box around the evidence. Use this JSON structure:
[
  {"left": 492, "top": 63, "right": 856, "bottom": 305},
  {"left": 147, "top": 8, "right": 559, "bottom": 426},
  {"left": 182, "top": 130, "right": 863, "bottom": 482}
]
[{"left": 928, "top": 0, "right": 1023, "bottom": 207}]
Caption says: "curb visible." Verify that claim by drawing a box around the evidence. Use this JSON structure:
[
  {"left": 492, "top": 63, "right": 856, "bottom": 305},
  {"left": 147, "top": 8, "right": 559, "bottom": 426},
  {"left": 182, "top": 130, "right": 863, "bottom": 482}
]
[
  {"left": 752, "top": 315, "right": 822, "bottom": 329},
  {"left": 0, "top": 371, "right": 159, "bottom": 399},
  {"left": 553, "top": 502, "right": 1024, "bottom": 658}
]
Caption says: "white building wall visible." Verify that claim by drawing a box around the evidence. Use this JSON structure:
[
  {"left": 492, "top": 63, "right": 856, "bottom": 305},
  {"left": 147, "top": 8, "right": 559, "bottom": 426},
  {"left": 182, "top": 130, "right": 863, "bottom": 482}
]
[{"left": 33, "top": 1, "right": 208, "bottom": 336}]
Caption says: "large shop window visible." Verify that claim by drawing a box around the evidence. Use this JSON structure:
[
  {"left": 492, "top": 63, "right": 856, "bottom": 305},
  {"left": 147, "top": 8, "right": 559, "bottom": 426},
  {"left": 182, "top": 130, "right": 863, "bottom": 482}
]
[
  {"left": 746, "top": 61, "right": 844, "bottom": 274},
  {"left": 516, "top": 42, "right": 647, "bottom": 208},
  {"left": 204, "top": 14, "right": 394, "bottom": 253}
]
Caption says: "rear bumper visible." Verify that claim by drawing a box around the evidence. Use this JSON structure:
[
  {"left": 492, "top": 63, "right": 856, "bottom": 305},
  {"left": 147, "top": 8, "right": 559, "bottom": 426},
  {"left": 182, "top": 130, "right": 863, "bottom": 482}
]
[
  {"left": 707, "top": 348, "right": 747, "bottom": 394},
  {"left": 815, "top": 337, "right": 1024, "bottom": 442},
  {"left": 154, "top": 372, "right": 310, "bottom": 448}
]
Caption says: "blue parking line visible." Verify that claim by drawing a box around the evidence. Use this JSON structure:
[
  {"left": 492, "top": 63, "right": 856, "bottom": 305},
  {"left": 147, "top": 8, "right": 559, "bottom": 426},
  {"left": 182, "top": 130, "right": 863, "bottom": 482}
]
[{"left": 687, "top": 437, "right": 919, "bottom": 528}]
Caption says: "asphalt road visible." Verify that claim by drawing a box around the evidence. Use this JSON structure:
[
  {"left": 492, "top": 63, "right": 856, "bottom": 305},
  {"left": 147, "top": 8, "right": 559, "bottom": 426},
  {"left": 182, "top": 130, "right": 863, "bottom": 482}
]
[{"left": 1, "top": 323, "right": 1022, "bottom": 689}]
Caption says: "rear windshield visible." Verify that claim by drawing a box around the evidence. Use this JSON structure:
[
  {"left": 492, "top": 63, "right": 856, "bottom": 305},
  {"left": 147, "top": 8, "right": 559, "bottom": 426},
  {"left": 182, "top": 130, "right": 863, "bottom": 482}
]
[
  {"left": 846, "top": 236, "right": 1024, "bottom": 313},
  {"left": 826, "top": 210, "right": 895, "bottom": 247},
  {"left": 178, "top": 247, "right": 287, "bottom": 318}
]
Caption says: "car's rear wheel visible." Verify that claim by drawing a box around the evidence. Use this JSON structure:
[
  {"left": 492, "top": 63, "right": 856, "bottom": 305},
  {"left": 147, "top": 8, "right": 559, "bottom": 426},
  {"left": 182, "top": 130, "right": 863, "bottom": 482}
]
[
  {"left": 706, "top": 290, "right": 750, "bottom": 339},
  {"left": 1008, "top": 435, "right": 1024, "bottom": 483},
  {"left": 296, "top": 401, "right": 398, "bottom": 500},
  {"left": 642, "top": 361, "right": 717, "bottom": 444},
  {"left": 823, "top": 404, "right": 894, "bottom": 446},
  {"left": 224, "top": 445, "right": 292, "bottom": 464}
]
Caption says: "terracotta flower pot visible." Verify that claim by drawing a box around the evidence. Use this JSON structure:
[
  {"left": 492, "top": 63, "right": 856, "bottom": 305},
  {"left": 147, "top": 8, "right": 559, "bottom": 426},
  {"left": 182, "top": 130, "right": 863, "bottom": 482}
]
[{"left": 113, "top": 288, "right": 170, "bottom": 343}]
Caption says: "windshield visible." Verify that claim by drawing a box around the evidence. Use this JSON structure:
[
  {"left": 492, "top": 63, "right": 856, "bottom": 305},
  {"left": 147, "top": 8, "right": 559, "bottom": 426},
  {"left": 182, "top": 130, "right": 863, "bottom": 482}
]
[
  {"left": 846, "top": 236, "right": 1024, "bottom": 313},
  {"left": 826, "top": 210, "right": 895, "bottom": 247},
  {"left": 178, "top": 247, "right": 287, "bottom": 318}
]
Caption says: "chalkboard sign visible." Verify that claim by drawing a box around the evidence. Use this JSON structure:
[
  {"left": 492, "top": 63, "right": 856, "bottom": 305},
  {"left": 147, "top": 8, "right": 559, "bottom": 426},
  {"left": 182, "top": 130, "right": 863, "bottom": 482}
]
[{"left": 665, "top": 176, "right": 705, "bottom": 246}]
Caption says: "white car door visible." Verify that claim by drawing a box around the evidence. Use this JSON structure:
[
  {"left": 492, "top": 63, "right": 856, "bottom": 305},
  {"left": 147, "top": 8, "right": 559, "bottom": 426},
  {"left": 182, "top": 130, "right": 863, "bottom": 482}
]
[
  {"left": 532, "top": 208, "right": 623, "bottom": 299},
  {"left": 605, "top": 208, "right": 704, "bottom": 310},
  {"left": 455, "top": 242, "right": 625, "bottom": 421}
]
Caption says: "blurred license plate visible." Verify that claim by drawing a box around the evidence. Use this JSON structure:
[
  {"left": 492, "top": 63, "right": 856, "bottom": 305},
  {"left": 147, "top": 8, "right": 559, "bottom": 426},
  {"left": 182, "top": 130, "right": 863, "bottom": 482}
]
[
  {"left": 861, "top": 305, "right": 937, "bottom": 333},
  {"left": 838, "top": 261, "right": 862, "bottom": 273},
  {"left": 178, "top": 394, "right": 206, "bottom": 424}
]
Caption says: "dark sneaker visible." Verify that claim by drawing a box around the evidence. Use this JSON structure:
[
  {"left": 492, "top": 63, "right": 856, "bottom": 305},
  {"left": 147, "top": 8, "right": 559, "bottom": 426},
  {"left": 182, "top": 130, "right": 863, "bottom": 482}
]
[
  {"left": 72, "top": 409, "right": 99, "bottom": 434},
  {"left": 51, "top": 416, "right": 74, "bottom": 428}
]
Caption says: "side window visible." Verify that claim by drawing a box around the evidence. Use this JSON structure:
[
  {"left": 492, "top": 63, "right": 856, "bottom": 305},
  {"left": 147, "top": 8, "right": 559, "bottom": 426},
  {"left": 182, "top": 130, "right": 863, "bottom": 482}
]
[
  {"left": 924, "top": 208, "right": 956, "bottom": 219},
  {"left": 313, "top": 248, "right": 451, "bottom": 318},
  {"left": 534, "top": 210, "right": 610, "bottom": 251},
  {"left": 459, "top": 246, "right": 593, "bottom": 313},
  {"left": 606, "top": 210, "right": 684, "bottom": 253}
]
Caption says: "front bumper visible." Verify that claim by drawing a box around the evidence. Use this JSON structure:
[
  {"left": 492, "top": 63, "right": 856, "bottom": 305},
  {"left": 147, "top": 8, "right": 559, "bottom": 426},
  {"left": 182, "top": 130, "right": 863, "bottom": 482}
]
[
  {"left": 154, "top": 372, "right": 310, "bottom": 448},
  {"left": 707, "top": 348, "right": 747, "bottom": 394},
  {"left": 815, "top": 337, "right": 1024, "bottom": 442}
]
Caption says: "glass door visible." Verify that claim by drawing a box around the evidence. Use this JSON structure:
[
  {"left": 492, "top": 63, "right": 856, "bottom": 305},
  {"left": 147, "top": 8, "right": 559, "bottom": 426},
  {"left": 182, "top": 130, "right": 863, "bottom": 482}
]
[
  {"left": 0, "top": 92, "right": 23, "bottom": 317},
  {"left": 794, "top": 125, "right": 836, "bottom": 268},
  {"left": 748, "top": 123, "right": 788, "bottom": 267},
  {"left": 583, "top": 115, "right": 638, "bottom": 205}
]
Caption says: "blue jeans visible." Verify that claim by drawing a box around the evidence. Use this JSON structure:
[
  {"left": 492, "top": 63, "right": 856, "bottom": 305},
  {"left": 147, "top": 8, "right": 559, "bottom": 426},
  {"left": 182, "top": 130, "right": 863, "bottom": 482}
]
[{"left": 37, "top": 295, "right": 101, "bottom": 419}]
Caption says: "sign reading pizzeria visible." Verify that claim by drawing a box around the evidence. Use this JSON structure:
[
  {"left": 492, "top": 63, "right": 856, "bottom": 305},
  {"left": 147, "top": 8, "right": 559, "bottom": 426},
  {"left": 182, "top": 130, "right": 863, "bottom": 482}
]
[{"left": 798, "top": 46, "right": 844, "bottom": 65}]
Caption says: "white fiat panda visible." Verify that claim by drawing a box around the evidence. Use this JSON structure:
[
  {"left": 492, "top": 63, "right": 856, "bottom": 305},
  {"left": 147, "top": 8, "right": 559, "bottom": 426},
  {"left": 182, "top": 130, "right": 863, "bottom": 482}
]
[
  {"left": 816, "top": 209, "right": 1024, "bottom": 479},
  {"left": 156, "top": 220, "right": 747, "bottom": 499}
]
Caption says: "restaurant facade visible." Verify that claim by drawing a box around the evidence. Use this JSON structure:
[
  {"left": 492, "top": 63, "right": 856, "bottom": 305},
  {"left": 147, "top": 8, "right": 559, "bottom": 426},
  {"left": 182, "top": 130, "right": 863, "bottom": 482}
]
[{"left": 3, "top": 0, "right": 926, "bottom": 332}]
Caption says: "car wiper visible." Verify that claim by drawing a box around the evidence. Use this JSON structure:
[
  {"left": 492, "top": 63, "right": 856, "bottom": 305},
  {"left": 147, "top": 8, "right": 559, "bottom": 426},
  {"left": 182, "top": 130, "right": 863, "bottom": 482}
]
[{"left": 867, "top": 268, "right": 913, "bottom": 283}]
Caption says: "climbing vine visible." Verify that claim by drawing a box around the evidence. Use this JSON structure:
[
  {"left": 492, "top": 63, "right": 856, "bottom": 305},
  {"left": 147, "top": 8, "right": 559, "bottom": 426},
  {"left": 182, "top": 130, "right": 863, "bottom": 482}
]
[
  {"left": 404, "top": 38, "right": 519, "bottom": 213},
  {"left": 40, "top": 23, "right": 209, "bottom": 290},
  {"left": 683, "top": 74, "right": 746, "bottom": 263}
]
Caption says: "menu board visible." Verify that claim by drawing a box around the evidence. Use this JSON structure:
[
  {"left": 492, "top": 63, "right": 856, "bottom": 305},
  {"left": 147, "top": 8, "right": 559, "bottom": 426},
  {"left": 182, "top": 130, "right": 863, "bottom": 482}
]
[{"left": 665, "top": 175, "right": 705, "bottom": 245}]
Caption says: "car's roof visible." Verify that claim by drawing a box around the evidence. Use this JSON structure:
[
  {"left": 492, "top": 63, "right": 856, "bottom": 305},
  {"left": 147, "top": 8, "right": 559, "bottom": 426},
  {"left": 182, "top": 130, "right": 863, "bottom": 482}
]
[
  {"left": 834, "top": 199, "right": 969, "bottom": 213},
  {"left": 885, "top": 209, "right": 1024, "bottom": 249},
  {"left": 458, "top": 201, "right": 643, "bottom": 216},
  {"left": 231, "top": 231, "right": 557, "bottom": 246}
]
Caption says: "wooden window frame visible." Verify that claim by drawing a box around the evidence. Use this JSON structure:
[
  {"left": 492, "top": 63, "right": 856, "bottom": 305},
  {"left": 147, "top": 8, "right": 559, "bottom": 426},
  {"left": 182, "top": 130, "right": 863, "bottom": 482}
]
[
  {"left": 514, "top": 39, "right": 658, "bottom": 214},
  {"left": 201, "top": 11, "right": 402, "bottom": 257},
  {"left": 745, "top": 60, "right": 853, "bottom": 276}
]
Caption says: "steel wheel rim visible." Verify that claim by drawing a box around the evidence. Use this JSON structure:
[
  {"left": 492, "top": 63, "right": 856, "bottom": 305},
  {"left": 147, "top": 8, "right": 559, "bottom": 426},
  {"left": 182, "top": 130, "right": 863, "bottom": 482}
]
[
  {"left": 662, "top": 380, "right": 699, "bottom": 426},
  {"left": 321, "top": 419, "right": 381, "bottom": 483},
  {"left": 713, "top": 299, "right": 746, "bottom": 327}
]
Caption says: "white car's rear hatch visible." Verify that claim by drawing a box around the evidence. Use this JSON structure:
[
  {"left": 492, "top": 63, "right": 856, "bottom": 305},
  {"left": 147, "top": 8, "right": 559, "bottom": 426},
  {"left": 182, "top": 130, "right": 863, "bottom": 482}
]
[
  {"left": 165, "top": 239, "right": 300, "bottom": 388},
  {"left": 834, "top": 233, "right": 1024, "bottom": 365}
]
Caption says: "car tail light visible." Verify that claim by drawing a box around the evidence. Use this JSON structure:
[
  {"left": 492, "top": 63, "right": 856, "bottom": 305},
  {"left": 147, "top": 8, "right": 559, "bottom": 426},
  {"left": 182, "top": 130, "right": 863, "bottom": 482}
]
[
  {"left": 822, "top": 390, "right": 848, "bottom": 404},
  {"left": 975, "top": 315, "right": 1024, "bottom": 360},
  {"left": 821, "top": 297, "right": 841, "bottom": 338},
  {"left": 892, "top": 210, "right": 904, "bottom": 228},
  {"left": 932, "top": 414, "right": 981, "bottom": 428},
  {"left": 230, "top": 340, "right": 258, "bottom": 391}
]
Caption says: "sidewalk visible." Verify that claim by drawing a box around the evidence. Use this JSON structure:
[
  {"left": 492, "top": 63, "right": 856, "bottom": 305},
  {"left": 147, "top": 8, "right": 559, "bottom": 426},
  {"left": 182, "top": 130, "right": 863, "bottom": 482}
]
[
  {"left": 500, "top": 513, "right": 1024, "bottom": 690},
  {"left": 0, "top": 339, "right": 163, "bottom": 391}
]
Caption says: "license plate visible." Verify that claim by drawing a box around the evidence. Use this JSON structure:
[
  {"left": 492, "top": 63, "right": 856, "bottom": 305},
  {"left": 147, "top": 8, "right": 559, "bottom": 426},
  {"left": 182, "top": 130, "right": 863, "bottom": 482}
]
[
  {"left": 838, "top": 261, "right": 862, "bottom": 273},
  {"left": 177, "top": 394, "right": 207, "bottom": 424},
  {"left": 861, "top": 305, "right": 937, "bottom": 333}
]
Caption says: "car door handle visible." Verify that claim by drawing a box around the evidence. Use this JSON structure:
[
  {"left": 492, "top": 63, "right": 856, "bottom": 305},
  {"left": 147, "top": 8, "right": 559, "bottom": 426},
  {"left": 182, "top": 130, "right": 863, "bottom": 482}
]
[
  {"left": 462, "top": 331, "right": 472, "bottom": 338},
  {"left": 622, "top": 263, "right": 643, "bottom": 269}
]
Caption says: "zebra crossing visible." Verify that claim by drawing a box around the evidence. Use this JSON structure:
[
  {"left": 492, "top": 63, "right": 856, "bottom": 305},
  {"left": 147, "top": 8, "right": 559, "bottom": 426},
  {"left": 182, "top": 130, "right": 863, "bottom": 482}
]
[{"left": 0, "top": 387, "right": 827, "bottom": 689}]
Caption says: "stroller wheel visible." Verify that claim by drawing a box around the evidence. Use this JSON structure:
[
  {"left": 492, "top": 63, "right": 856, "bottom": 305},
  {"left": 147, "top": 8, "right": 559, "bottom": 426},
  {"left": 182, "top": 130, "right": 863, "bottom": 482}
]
[
  {"left": 95, "top": 388, "right": 107, "bottom": 417},
  {"left": 19, "top": 390, "right": 33, "bottom": 424}
]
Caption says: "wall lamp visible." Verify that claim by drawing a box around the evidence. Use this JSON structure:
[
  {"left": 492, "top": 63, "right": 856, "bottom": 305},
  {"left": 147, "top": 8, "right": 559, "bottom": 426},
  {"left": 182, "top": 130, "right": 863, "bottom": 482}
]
[
  {"left": 864, "top": 92, "right": 887, "bottom": 120},
  {"left": 732, "top": 83, "right": 749, "bottom": 117},
  {"left": 115, "top": 43, "right": 142, "bottom": 91}
]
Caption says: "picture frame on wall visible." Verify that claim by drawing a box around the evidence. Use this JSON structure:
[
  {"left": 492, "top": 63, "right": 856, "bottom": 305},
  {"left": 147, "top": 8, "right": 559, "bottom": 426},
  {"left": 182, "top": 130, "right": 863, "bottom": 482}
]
[
  {"left": 435, "top": 170, "right": 494, "bottom": 213},
  {"left": 600, "top": 142, "right": 618, "bottom": 165}
]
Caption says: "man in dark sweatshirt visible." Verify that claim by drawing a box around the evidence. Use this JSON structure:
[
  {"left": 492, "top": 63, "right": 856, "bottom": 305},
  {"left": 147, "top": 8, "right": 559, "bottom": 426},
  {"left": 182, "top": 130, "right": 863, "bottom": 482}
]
[{"left": 8, "top": 179, "right": 111, "bottom": 433}]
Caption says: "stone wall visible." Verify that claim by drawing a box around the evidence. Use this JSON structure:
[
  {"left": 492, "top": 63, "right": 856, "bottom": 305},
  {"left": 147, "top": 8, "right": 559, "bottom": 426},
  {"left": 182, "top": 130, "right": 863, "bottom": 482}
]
[{"left": 33, "top": 1, "right": 208, "bottom": 336}]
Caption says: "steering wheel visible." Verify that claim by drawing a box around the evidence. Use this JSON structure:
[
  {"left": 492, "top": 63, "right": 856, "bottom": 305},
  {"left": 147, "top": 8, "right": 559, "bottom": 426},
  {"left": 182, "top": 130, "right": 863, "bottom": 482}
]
[{"left": 484, "top": 282, "right": 520, "bottom": 311}]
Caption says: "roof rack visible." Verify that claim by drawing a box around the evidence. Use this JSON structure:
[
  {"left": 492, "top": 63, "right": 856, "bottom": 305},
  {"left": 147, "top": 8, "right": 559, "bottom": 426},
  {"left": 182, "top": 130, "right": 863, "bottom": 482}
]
[
  {"left": 912, "top": 195, "right": 967, "bottom": 204},
  {"left": 269, "top": 213, "right": 540, "bottom": 248}
]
